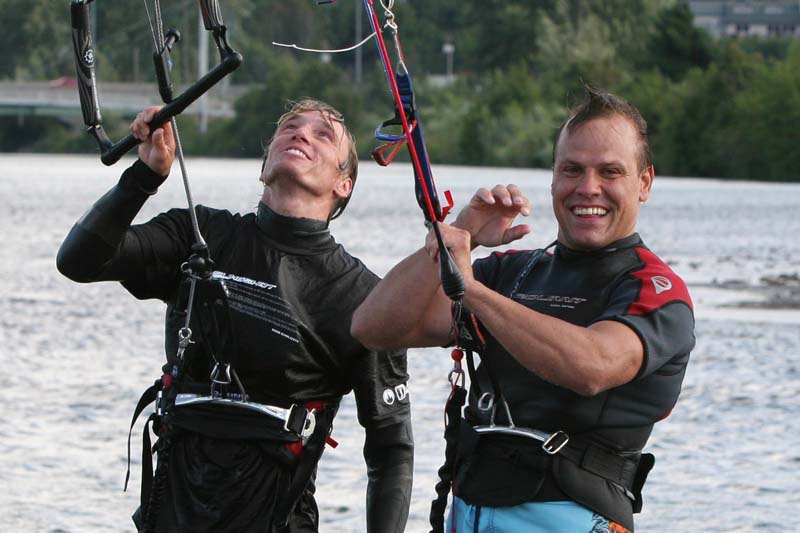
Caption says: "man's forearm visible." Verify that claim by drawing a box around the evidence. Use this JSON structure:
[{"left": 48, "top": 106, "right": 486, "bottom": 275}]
[
  {"left": 352, "top": 248, "right": 451, "bottom": 350},
  {"left": 463, "top": 281, "right": 643, "bottom": 396},
  {"left": 56, "top": 160, "right": 166, "bottom": 282}
]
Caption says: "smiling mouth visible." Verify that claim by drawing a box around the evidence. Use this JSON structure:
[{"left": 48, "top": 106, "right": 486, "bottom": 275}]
[
  {"left": 286, "top": 148, "right": 309, "bottom": 159},
  {"left": 572, "top": 206, "right": 608, "bottom": 216}
]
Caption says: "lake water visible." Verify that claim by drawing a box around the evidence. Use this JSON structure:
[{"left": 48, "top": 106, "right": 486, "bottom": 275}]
[{"left": 1, "top": 153, "right": 798, "bottom": 532}]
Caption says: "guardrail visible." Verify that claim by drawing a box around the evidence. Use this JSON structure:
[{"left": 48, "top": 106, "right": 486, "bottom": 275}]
[{"left": 0, "top": 79, "right": 249, "bottom": 117}]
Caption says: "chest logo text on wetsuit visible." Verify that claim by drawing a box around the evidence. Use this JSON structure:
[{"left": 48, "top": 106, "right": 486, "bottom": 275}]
[
  {"left": 211, "top": 270, "right": 301, "bottom": 344},
  {"left": 212, "top": 271, "right": 277, "bottom": 290},
  {"left": 513, "top": 293, "right": 588, "bottom": 309}
]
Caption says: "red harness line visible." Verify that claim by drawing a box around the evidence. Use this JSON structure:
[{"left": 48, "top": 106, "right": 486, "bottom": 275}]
[{"left": 363, "top": 0, "right": 442, "bottom": 223}]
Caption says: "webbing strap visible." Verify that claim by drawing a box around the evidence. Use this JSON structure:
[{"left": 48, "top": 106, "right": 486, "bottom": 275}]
[
  {"left": 429, "top": 385, "right": 467, "bottom": 533},
  {"left": 124, "top": 380, "right": 162, "bottom": 491},
  {"left": 272, "top": 403, "right": 338, "bottom": 529},
  {"left": 397, "top": 72, "right": 448, "bottom": 221},
  {"left": 557, "top": 437, "right": 642, "bottom": 493},
  {"left": 140, "top": 413, "right": 157, "bottom": 513}
]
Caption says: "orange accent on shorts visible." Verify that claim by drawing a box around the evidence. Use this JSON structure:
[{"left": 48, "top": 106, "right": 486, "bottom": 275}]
[{"left": 609, "top": 522, "right": 632, "bottom": 533}]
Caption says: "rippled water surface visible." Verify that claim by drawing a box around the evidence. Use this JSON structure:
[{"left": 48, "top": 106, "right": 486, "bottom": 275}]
[{"left": 1, "top": 154, "right": 799, "bottom": 532}]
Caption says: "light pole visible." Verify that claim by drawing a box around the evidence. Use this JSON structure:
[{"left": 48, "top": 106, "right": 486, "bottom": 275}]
[{"left": 442, "top": 42, "right": 455, "bottom": 84}]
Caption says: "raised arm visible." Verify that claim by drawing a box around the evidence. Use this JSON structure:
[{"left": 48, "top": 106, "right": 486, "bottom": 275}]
[
  {"left": 430, "top": 225, "right": 644, "bottom": 397},
  {"left": 351, "top": 185, "right": 531, "bottom": 350},
  {"left": 56, "top": 107, "right": 175, "bottom": 282}
]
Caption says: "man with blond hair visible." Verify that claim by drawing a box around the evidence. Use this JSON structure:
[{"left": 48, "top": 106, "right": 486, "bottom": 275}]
[{"left": 58, "top": 99, "right": 413, "bottom": 532}]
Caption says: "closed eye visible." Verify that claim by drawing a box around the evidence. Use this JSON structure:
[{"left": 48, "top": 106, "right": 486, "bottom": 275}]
[{"left": 317, "top": 127, "right": 335, "bottom": 141}]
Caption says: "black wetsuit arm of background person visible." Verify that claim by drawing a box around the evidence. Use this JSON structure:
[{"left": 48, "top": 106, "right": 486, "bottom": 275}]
[
  {"left": 364, "top": 417, "right": 414, "bottom": 533},
  {"left": 56, "top": 160, "right": 167, "bottom": 282}
]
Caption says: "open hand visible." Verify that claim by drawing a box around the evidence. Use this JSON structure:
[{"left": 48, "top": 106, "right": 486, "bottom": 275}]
[{"left": 453, "top": 184, "right": 532, "bottom": 248}]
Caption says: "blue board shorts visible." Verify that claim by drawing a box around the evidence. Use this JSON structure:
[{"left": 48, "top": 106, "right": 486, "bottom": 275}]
[{"left": 446, "top": 497, "right": 632, "bottom": 533}]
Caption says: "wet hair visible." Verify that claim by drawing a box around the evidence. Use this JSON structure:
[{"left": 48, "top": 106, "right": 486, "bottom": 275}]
[
  {"left": 553, "top": 84, "right": 652, "bottom": 171},
  {"left": 264, "top": 98, "right": 358, "bottom": 220}
]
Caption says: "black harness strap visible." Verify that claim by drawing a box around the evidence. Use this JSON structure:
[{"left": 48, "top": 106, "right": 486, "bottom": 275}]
[
  {"left": 272, "top": 403, "right": 338, "bottom": 530},
  {"left": 557, "top": 436, "right": 644, "bottom": 495},
  {"left": 140, "top": 413, "right": 169, "bottom": 533},
  {"left": 429, "top": 382, "right": 467, "bottom": 533},
  {"left": 124, "top": 379, "right": 163, "bottom": 493}
]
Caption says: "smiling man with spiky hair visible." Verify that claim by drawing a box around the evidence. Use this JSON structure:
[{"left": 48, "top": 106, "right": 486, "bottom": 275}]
[{"left": 353, "top": 86, "right": 695, "bottom": 533}]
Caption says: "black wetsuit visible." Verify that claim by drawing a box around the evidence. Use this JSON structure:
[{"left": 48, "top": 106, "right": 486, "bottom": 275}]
[
  {"left": 453, "top": 234, "right": 695, "bottom": 531},
  {"left": 57, "top": 160, "right": 414, "bottom": 532}
]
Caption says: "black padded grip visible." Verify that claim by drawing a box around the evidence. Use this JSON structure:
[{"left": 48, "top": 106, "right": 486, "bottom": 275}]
[{"left": 70, "top": 0, "right": 101, "bottom": 128}]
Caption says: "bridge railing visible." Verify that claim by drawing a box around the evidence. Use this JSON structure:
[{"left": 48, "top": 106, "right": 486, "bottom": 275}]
[{"left": 0, "top": 79, "right": 249, "bottom": 117}]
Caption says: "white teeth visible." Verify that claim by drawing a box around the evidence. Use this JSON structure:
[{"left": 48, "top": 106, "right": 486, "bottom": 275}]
[
  {"left": 286, "top": 148, "right": 306, "bottom": 158},
  {"left": 573, "top": 206, "right": 607, "bottom": 216}
]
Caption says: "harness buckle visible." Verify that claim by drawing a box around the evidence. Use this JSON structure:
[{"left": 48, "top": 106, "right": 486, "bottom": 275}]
[
  {"left": 302, "top": 409, "right": 317, "bottom": 443},
  {"left": 210, "top": 362, "right": 232, "bottom": 386},
  {"left": 542, "top": 430, "right": 569, "bottom": 455},
  {"left": 477, "top": 392, "right": 494, "bottom": 412},
  {"left": 284, "top": 404, "right": 316, "bottom": 440}
]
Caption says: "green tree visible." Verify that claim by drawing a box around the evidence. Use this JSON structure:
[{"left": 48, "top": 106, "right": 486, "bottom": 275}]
[
  {"left": 535, "top": 5, "right": 627, "bottom": 96},
  {"left": 657, "top": 44, "right": 763, "bottom": 178},
  {"left": 730, "top": 41, "right": 800, "bottom": 181},
  {"left": 644, "top": 2, "right": 712, "bottom": 80}
]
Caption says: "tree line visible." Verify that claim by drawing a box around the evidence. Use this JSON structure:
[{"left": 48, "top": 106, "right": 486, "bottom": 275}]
[{"left": 2, "top": 0, "right": 799, "bottom": 181}]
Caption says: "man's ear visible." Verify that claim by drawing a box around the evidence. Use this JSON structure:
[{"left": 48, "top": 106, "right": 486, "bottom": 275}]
[
  {"left": 639, "top": 165, "right": 654, "bottom": 202},
  {"left": 334, "top": 176, "right": 353, "bottom": 200}
]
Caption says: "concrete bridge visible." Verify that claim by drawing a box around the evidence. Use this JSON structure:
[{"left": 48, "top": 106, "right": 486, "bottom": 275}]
[{"left": 0, "top": 78, "right": 248, "bottom": 120}]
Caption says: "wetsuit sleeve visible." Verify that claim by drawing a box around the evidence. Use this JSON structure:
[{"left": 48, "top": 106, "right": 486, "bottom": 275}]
[
  {"left": 56, "top": 159, "right": 168, "bottom": 282},
  {"left": 352, "top": 348, "right": 413, "bottom": 533},
  {"left": 597, "top": 255, "right": 696, "bottom": 380},
  {"left": 363, "top": 418, "right": 414, "bottom": 533},
  {"left": 56, "top": 160, "right": 199, "bottom": 301}
]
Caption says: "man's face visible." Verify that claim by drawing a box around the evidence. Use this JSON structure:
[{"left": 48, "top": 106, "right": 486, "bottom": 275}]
[
  {"left": 261, "top": 110, "right": 352, "bottom": 206},
  {"left": 551, "top": 114, "right": 653, "bottom": 251}
]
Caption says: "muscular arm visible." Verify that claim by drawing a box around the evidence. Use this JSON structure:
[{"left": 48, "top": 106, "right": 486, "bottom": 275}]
[
  {"left": 363, "top": 419, "right": 414, "bottom": 533},
  {"left": 354, "top": 183, "right": 642, "bottom": 396},
  {"left": 461, "top": 279, "right": 643, "bottom": 396},
  {"left": 351, "top": 248, "right": 453, "bottom": 349},
  {"left": 352, "top": 185, "right": 531, "bottom": 350}
]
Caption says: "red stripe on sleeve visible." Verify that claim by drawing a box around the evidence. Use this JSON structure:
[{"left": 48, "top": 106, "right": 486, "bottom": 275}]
[{"left": 627, "top": 247, "right": 693, "bottom": 316}]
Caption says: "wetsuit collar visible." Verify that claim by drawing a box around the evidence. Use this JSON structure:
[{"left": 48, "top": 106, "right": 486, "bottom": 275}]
[
  {"left": 554, "top": 233, "right": 642, "bottom": 260},
  {"left": 256, "top": 202, "right": 336, "bottom": 253}
]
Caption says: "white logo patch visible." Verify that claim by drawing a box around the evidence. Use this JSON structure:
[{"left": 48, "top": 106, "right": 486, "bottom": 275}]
[
  {"left": 382, "top": 389, "right": 396, "bottom": 405},
  {"left": 382, "top": 384, "right": 409, "bottom": 405},
  {"left": 394, "top": 384, "right": 408, "bottom": 401},
  {"left": 652, "top": 276, "right": 672, "bottom": 295}
]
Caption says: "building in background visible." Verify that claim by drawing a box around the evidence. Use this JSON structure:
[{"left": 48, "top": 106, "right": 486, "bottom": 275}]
[{"left": 689, "top": 1, "right": 800, "bottom": 37}]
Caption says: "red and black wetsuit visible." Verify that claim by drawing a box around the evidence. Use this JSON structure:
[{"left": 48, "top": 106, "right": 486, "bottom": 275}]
[
  {"left": 57, "top": 160, "right": 413, "bottom": 532},
  {"left": 453, "top": 234, "right": 695, "bottom": 530}
]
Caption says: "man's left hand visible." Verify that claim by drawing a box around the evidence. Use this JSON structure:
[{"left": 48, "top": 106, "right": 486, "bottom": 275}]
[{"left": 454, "top": 184, "right": 532, "bottom": 249}]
